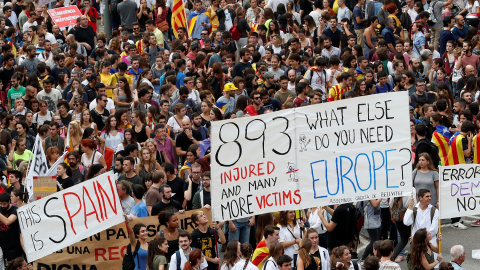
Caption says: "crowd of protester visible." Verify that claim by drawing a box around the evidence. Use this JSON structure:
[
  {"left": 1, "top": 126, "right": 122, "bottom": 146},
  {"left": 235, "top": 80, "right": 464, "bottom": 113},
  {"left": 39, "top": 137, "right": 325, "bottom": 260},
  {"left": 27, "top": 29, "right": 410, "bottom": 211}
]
[{"left": 0, "top": 0, "right": 478, "bottom": 269}]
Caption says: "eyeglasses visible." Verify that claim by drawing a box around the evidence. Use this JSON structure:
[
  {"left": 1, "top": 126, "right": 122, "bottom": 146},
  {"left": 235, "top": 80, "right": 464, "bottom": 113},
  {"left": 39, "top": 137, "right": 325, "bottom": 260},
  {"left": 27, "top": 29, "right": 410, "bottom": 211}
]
[
  {"left": 254, "top": 97, "right": 261, "bottom": 100},
  {"left": 192, "top": 171, "right": 201, "bottom": 174}
]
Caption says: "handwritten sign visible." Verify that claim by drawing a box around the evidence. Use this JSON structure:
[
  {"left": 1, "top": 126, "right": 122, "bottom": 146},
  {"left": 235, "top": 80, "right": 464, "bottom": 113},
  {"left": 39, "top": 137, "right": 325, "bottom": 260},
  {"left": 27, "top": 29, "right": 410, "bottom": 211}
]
[
  {"left": 34, "top": 209, "right": 212, "bottom": 270},
  {"left": 439, "top": 164, "right": 480, "bottom": 219},
  {"left": 47, "top": 6, "right": 82, "bottom": 28},
  {"left": 33, "top": 176, "right": 57, "bottom": 200},
  {"left": 211, "top": 92, "right": 413, "bottom": 221},
  {"left": 18, "top": 171, "right": 124, "bottom": 262}
]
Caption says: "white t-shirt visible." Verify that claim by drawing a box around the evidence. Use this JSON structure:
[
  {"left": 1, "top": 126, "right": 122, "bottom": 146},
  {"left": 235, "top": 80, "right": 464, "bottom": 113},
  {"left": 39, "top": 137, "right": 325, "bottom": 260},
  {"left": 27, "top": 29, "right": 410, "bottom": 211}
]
[
  {"left": 262, "top": 257, "right": 278, "bottom": 270},
  {"left": 45, "top": 32, "right": 57, "bottom": 45},
  {"left": 167, "top": 115, "right": 189, "bottom": 132},
  {"left": 22, "top": 21, "right": 37, "bottom": 33},
  {"left": 326, "top": 69, "right": 340, "bottom": 86},
  {"left": 232, "top": 260, "right": 259, "bottom": 270},
  {"left": 89, "top": 98, "right": 115, "bottom": 113},
  {"left": 168, "top": 248, "right": 209, "bottom": 270},
  {"left": 32, "top": 111, "right": 54, "bottom": 125},
  {"left": 101, "top": 131, "right": 125, "bottom": 152},
  {"left": 37, "top": 89, "right": 62, "bottom": 113},
  {"left": 279, "top": 223, "right": 301, "bottom": 264},
  {"left": 466, "top": 1, "right": 480, "bottom": 13}
]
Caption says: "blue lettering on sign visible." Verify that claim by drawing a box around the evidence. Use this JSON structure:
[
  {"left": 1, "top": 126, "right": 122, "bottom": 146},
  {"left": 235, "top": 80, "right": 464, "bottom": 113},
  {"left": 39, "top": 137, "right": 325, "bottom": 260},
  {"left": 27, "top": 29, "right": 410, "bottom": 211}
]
[{"left": 310, "top": 149, "right": 398, "bottom": 198}]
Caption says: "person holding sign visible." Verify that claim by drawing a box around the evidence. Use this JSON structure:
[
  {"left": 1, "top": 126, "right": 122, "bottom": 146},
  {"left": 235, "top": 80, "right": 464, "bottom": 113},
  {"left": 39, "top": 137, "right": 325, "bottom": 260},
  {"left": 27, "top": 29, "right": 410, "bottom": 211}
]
[
  {"left": 0, "top": 192, "right": 23, "bottom": 263},
  {"left": 409, "top": 228, "right": 443, "bottom": 270},
  {"left": 191, "top": 210, "right": 226, "bottom": 270},
  {"left": 403, "top": 189, "right": 439, "bottom": 246}
]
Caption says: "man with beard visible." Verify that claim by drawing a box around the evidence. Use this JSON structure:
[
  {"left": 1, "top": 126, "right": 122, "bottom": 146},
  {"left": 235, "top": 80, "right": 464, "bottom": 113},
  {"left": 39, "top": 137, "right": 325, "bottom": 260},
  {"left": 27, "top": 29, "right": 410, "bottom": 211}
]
[
  {"left": 22, "top": 86, "right": 36, "bottom": 109},
  {"left": 452, "top": 98, "right": 467, "bottom": 127},
  {"left": 409, "top": 57, "right": 424, "bottom": 80},
  {"left": 13, "top": 121, "right": 34, "bottom": 150},
  {"left": 268, "top": 55, "right": 284, "bottom": 80},
  {"left": 461, "top": 92, "right": 473, "bottom": 110},
  {"left": 190, "top": 113, "right": 208, "bottom": 140},
  {"left": 118, "top": 156, "right": 143, "bottom": 185},
  {"left": 52, "top": 25, "right": 65, "bottom": 48},
  {"left": 285, "top": 38, "right": 306, "bottom": 59},
  {"left": 73, "top": 15, "right": 96, "bottom": 55},
  {"left": 244, "top": 90, "right": 265, "bottom": 116},
  {"left": 37, "top": 78, "right": 62, "bottom": 113},
  {"left": 183, "top": 162, "right": 203, "bottom": 210},
  {"left": 51, "top": 54, "right": 70, "bottom": 84},
  {"left": 68, "top": 151, "right": 84, "bottom": 184},
  {"left": 461, "top": 41, "right": 480, "bottom": 76},
  {"left": 393, "top": 76, "right": 405, "bottom": 92},
  {"left": 6, "top": 74, "right": 25, "bottom": 110},
  {"left": 410, "top": 79, "right": 434, "bottom": 108},
  {"left": 0, "top": 192, "right": 23, "bottom": 263},
  {"left": 154, "top": 124, "right": 176, "bottom": 167},
  {"left": 151, "top": 184, "right": 184, "bottom": 215},
  {"left": 287, "top": 69, "right": 296, "bottom": 92},
  {"left": 38, "top": 40, "right": 53, "bottom": 63},
  {"left": 192, "top": 171, "right": 211, "bottom": 210},
  {"left": 19, "top": 44, "right": 38, "bottom": 76},
  {"left": 169, "top": 231, "right": 209, "bottom": 270},
  {"left": 89, "top": 37, "right": 116, "bottom": 65},
  {"left": 274, "top": 76, "right": 295, "bottom": 105}
]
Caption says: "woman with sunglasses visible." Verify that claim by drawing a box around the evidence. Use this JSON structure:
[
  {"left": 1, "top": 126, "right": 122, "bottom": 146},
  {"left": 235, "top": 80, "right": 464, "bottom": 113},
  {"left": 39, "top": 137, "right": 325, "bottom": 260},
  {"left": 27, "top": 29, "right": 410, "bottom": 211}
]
[{"left": 69, "top": 99, "right": 86, "bottom": 121}]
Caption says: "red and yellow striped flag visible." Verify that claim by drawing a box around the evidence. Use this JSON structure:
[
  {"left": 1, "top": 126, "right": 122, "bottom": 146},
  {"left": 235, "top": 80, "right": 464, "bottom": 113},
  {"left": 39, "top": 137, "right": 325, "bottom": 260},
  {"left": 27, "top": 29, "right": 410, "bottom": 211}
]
[
  {"left": 445, "top": 134, "right": 466, "bottom": 165},
  {"left": 432, "top": 131, "right": 449, "bottom": 166},
  {"left": 171, "top": 0, "right": 186, "bottom": 39},
  {"left": 252, "top": 239, "right": 269, "bottom": 269},
  {"left": 473, "top": 135, "right": 480, "bottom": 164}
]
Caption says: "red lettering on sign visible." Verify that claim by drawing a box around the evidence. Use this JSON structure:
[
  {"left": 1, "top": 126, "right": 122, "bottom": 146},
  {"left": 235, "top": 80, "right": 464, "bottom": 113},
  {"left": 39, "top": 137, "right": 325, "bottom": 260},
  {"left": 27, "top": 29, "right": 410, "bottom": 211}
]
[
  {"left": 221, "top": 162, "right": 277, "bottom": 184},
  {"left": 109, "top": 246, "right": 121, "bottom": 260},
  {"left": 63, "top": 192, "right": 82, "bottom": 234},
  {"left": 82, "top": 186, "right": 101, "bottom": 229},
  {"left": 255, "top": 189, "right": 302, "bottom": 209},
  {"left": 96, "top": 176, "right": 118, "bottom": 219},
  {"left": 95, "top": 248, "right": 107, "bottom": 261}
]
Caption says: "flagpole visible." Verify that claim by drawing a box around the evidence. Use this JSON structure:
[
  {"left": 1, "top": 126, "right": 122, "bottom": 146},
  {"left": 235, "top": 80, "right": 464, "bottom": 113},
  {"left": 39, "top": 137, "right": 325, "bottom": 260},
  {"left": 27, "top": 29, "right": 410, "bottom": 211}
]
[
  {"left": 183, "top": 0, "right": 188, "bottom": 38},
  {"left": 438, "top": 219, "right": 441, "bottom": 253}
]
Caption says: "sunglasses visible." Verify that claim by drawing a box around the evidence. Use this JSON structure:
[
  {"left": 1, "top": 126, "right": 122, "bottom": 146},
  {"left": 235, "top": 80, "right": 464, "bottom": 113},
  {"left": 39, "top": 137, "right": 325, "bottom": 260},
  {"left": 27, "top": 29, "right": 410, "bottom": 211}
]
[
  {"left": 254, "top": 97, "right": 261, "bottom": 100},
  {"left": 102, "top": 99, "right": 108, "bottom": 102},
  {"left": 74, "top": 104, "right": 80, "bottom": 107},
  {"left": 133, "top": 28, "right": 140, "bottom": 30}
]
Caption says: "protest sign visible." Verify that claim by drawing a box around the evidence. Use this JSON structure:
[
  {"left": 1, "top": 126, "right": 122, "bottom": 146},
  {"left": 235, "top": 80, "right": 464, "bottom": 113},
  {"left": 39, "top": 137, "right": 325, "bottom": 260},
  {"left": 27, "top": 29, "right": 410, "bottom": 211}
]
[
  {"left": 295, "top": 93, "right": 412, "bottom": 206},
  {"left": 26, "top": 135, "right": 48, "bottom": 200},
  {"left": 211, "top": 92, "right": 413, "bottom": 221},
  {"left": 34, "top": 209, "right": 212, "bottom": 270},
  {"left": 439, "top": 164, "right": 480, "bottom": 219},
  {"left": 33, "top": 176, "right": 57, "bottom": 200},
  {"left": 48, "top": 6, "right": 82, "bottom": 28},
  {"left": 18, "top": 171, "right": 124, "bottom": 262}
]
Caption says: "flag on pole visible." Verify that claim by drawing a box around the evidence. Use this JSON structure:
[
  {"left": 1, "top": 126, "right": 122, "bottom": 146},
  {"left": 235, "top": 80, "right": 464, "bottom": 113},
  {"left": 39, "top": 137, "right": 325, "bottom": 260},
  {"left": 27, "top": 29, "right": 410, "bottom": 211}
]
[
  {"left": 46, "top": 151, "right": 68, "bottom": 177},
  {"left": 171, "top": 0, "right": 187, "bottom": 39},
  {"left": 26, "top": 135, "right": 48, "bottom": 200}
]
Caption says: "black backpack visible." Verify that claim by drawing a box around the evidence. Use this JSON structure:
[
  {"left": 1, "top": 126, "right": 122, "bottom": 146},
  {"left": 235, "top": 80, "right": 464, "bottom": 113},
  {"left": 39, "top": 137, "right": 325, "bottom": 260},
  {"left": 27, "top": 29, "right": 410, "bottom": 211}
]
[
  {"left": 111, "top": 0, "right": 119, "bottom": 16},
  {"left": 122, "top": 241, "right": 140, "bottom": 270},
  {"left": 414, "top": 139, "right": 440, "bottom": 168}
]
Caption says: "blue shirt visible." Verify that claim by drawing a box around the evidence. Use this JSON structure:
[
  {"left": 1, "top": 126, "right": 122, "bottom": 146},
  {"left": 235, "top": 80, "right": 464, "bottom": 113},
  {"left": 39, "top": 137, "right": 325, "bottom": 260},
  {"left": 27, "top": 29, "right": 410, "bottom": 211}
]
[
  {"left": 452, "top": 26, "right": 468, "bottom": 43},
  {"left": 381, "top": 27, "right": 395, "bottom": 46},
  {"left": 134, "top": 247, "right": 148, "bottom": 270},
  {"left": 130, "top": 201, "right": 149, "bottom": 218},
  {"left": 176, "top": 70, "right": 186, "bottom": 89},
  {"left": 375, "top": 82, "right": 393, "bottom": 93},
  {"left": 439, "top": 29, "right": 455, "bottom": 57},
  {"left": 413, "top": 31, "right": 426, "bottom": 55},
  {"left": 189, "top": 11, "right": 211, "bottom": 39},
  {"left": 353, "top": 6, "right": 365, "bottom": 29}
]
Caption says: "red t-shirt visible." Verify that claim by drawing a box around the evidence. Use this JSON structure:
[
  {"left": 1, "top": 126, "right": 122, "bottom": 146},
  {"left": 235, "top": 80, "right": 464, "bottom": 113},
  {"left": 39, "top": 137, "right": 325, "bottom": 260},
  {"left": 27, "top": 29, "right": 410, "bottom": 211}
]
[{"left": 82, "top": 7, "right": 99, "bottom": 32}]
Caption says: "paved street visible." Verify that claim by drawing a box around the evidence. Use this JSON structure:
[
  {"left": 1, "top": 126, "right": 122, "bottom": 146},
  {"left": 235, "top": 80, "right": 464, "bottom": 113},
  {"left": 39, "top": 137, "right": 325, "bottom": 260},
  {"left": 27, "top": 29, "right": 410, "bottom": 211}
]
[{"left": 356, "top": 215, "right": 480, "bottom": 269}]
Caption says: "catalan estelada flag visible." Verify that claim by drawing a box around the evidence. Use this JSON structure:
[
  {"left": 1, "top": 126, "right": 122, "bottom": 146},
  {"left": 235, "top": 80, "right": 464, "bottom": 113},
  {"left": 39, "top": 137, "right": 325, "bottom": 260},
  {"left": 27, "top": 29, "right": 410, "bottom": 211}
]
[
  {"left": 188, "top": 9, "right": 209, "bottom": 37},
  {"left": 432, "top": 125, "right": 450, "bottom": 166},
  {"left": 252, "top": 239, "right": 269, "bottom": 269},
  {"left": 215, "top": 101, "right": 227, "bottom": 113},
  {"left": 445, "top": 134, "right": 466, "bottom": 165},
  {"left": 473, "top": 134, "right": 480, "bottom": 163},
  {"left": 171, "top": 0, "right": 187, "bottom": 39}
]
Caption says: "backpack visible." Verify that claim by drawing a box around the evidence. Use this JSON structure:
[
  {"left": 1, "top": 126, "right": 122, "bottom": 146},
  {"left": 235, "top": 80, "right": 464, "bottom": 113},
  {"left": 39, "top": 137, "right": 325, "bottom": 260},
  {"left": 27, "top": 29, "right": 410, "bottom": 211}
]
[
  {"left": 353, "top": 203, "right": 365, "bottom": 234},
  {"left": 375, "top": 82, "right": 392, "bottom": 93},
  {"left": 414, "top": 139, "right": 441, "bottom": 168},
  {"left": 413, "top": 205, "right": 436, "bottom": 223},
  {"left": 122, "top": 241, "right": 140, "bottom": 270},
  {"left": 111, "top": 0, "right": 119, "bottom": 16},
  {"left": 175, "top": 248, "right": 196, "bottom": 270},
  {"left": 427, "top": 1, "right": 439, "bottom": 25},
  {"left": 391, "top": 197, "right": 407, "bottom": 222},
  {"left": 229, "top": 24, "right": 241, "bottom": 41}
]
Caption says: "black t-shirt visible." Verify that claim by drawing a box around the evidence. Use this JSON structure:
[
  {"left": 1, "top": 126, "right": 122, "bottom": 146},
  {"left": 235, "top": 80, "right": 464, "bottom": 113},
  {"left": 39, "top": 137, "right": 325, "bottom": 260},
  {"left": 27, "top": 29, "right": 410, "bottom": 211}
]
[
  {"left": 262, "top": 97, "right": 282, "bottom": 111},
  {"left": 118, "top": 174, "right": 143, "bottom": 186},
  {"left": 57, "top": 176, "right": 74, "bottom": 191},
  {"left": 191, "top": 228, "right": 219, "bottom": 270},
  {"left": 184, "top": 179, "right": 201, "bottom": 210},
  {"left": 129, "top": 33, "right": 142, "bottom": 43},
  {"left": 0, "top": 66, "right": 14, "bottom": 91},
  {"left": 90, "top": 108, "right": 110, "bottom": 131},
  {"left": 311, "top": 249, "right": 328, "bottom": 270},
  {"left": 54, "top": 33, "right": 66, "bottom": 48},
  {"left": 0, "top": 206, "right": 23, "bottom": 261},
  {"left": 151, "top": 199, "right": 183, "bottom": 216},
  {"left": 73, "top": 25, "right": 96, "bottom": 54},
  {"left": 328, "top": 204, "right": 355, "bottom": 250},
  {"left": 176, "top": 130, "right": 203, "bottom": 152},
  {"left": 60, "top": 113, "right": 73, "bottom": 127},
  {"left": 300, "top": 0, "right": 313, "bottom": 18},
  {"left": 167, "top": 176, "right": 186, "bottom": 206}
]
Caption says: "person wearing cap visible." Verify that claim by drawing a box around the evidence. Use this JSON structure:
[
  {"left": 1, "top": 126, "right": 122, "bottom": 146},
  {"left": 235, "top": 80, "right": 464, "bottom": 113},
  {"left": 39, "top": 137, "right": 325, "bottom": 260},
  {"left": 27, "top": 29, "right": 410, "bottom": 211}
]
[
  {"left": 261, "top": 71, "right": 280, "bottom": 92},
  {"left": 216, "top": 83, "right": 237, "bottom": 114}
]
